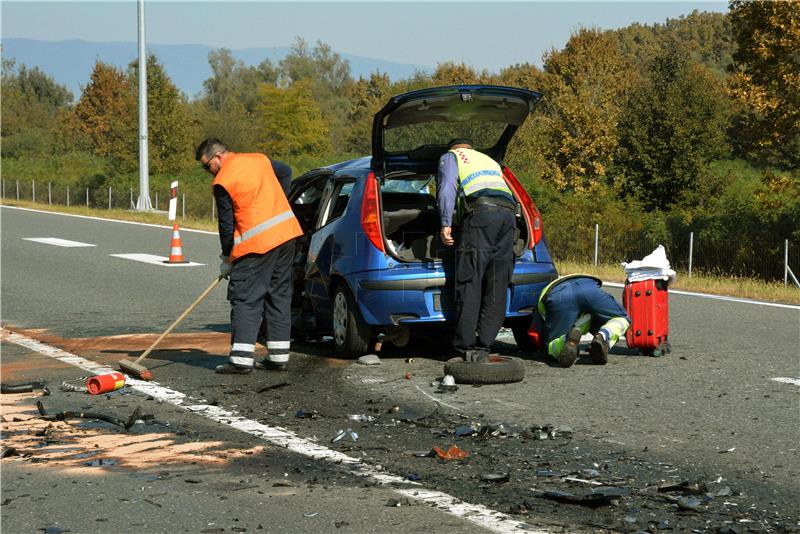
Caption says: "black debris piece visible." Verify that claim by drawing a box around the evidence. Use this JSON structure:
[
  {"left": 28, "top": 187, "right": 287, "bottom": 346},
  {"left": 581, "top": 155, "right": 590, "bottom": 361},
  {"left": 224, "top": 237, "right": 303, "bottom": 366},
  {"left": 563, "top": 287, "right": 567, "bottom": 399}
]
[
  {"left": 539, "top": 486, "right": 629, "bottom": 508},
  {"left": 0, "top": 447, "right": 19, "bottom": 459},
  {"left": 482, "top": 472, "right": 510, "bottom": 483},
  {"left": 295, "top": 410, "right": 318, "bottom": 419},
  {"left": 658, "top": 480, "right": 709, "bottom": 495},
  {"left": 2, "top": 381, "right": 46, "bottom": 394},
  {"left": 257, "top": 382, "right": 289, "bottom": 393}
]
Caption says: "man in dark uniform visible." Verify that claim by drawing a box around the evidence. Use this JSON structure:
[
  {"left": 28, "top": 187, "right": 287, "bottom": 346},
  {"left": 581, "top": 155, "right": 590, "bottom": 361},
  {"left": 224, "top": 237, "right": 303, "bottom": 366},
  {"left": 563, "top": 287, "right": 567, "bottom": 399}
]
[
  {"left": 437, "top": 139, "right": 517, "bottom": 361},
  {"left": 197, "top": 138, "right": 303, "bottom": 374}
]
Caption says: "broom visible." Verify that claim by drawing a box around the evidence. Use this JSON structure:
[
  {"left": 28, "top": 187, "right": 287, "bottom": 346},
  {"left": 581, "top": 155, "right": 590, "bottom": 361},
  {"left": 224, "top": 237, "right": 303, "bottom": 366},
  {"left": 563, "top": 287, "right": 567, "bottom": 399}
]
[{"left": 119, "top": 277, "right": 223, "bottom": 380}]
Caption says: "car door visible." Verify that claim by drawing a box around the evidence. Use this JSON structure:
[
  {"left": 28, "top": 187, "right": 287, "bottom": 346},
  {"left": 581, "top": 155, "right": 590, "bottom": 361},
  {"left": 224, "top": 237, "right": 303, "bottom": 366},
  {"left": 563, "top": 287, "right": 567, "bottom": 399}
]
[{"left": 305, "top": 176, "right": 356, "bottom": 327}]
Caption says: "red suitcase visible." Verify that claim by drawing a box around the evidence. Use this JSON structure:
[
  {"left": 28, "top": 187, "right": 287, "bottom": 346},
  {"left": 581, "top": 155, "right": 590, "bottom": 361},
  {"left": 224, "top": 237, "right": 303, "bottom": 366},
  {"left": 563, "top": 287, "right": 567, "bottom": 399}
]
[{"left": 623, "top": 279, "right": 671, "bottom": 356}]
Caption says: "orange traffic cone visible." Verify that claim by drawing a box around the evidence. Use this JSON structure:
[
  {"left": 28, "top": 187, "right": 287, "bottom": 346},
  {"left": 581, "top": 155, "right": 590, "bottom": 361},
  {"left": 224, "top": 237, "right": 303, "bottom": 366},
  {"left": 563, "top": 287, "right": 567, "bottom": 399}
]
[{"left": 163, "top": 222, "right": 189, "bottom": 264}]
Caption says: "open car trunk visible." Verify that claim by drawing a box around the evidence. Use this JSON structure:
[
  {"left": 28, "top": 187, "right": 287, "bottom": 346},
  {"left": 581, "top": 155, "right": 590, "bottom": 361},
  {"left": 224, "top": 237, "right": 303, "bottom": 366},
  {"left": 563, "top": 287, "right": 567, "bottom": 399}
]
[{"left": 381, "top": 172, "right": 529, "bottom": 262}]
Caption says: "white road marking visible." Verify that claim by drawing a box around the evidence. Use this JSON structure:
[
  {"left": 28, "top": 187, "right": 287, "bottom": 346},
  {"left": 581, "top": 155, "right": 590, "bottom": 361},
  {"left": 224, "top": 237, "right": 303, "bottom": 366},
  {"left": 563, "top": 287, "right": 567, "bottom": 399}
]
[
  {"left": 110, "top": 253, "right": 204, "bottom": 267},
  {"left": 22, "top": 237, "right": 96, "bottom": 247},
  {"left": 2, "top": 329, "right": 545, "bottom": 534},
  {"left": 2, "top": 205, "right": 216, "bottom": 235},
  {"left": 604, "top": 282, "right": 800, "bottom": 310},
  {"left": 771, "top": 377, "right": 800, "bottom": 387}
]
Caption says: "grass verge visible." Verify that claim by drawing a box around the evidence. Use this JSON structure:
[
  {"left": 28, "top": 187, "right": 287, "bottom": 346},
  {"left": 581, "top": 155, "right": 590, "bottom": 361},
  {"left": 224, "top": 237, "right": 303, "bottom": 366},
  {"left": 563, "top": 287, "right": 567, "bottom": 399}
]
[
  {"left": 3, "top": 199, "right": 798, "bottom": 305},
  {"left": 556, "top": 260, "right": 800, "bottom": 306}
]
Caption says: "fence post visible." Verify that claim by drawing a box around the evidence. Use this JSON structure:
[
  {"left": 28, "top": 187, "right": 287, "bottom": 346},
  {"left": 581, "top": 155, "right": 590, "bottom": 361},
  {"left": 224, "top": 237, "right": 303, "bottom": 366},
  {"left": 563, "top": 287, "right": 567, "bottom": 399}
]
[
  {"left": 1, "top": 179, "right": 4, "bottom": 199},
  {"left": 786, "top": 239, "right": 789, "bottom": 288},
  {"left": 130, "top": 188, "right": 134, "bottom": 210},
  {"left": 182, "top": 193, "right": 185, "bottom": 220},
  {"left": 212, "top": 199, "right": 216, "bottom": 221},
  {"left": 594, "top": 224, "right": 599, "bottom": 266},
  {"left": 48, "top": 182, "right": 52, "bottom": 205},
  {"left": 108, "top": 186, "right": 112, "bottom": 210},
  {"left": 32, "top": 180, "right": 36, "bottom": 203},
  {"left": 17, "top": 180, "right": 20, "bottom": 201},
  {"left": 688, "top": 232, "right": 694, "bottom": 278},
  {"left": 86, "top": 187, "right": 89, "bottom": 207},
  {"left": 154, "top": 191, "right": 158, "bottom": 210},
  {"left": 67, "top": 186, "right": 70, "bottom": 207}
]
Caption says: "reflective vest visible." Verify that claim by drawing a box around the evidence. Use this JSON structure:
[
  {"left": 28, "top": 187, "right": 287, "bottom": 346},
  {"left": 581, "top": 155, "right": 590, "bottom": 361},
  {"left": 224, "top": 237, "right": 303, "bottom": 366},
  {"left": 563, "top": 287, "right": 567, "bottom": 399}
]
[
  {"left": 212, "top": 153, "right": 303, "bottom": 262},
  {"left": 537, "top": 274, "right": 603, "bottom": 318},
  {"left": 450, "top": 148, "right": 513, "bottom": 222}
]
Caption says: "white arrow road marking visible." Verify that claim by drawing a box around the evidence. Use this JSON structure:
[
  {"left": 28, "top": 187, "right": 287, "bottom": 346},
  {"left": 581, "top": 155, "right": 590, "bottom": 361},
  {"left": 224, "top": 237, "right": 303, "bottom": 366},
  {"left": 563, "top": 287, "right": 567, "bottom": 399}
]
[
  {"left": 771, "top": 377, "right": 800, "bottom": 387},
  {"left": 2, "top": 328, "right": 546, "bottom": 534},
  {"left": 109, "top": 253, "right": 204, "bottom": 267},
  {"left": 22, "top": 237, "right": 96, "bottom": 247}
]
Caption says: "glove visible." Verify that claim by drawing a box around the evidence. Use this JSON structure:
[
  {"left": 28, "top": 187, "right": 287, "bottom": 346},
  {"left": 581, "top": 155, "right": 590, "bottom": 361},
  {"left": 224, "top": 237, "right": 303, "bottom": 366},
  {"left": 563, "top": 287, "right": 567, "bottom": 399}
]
[{"left": 219, "top": 255, "right": 232, "bottom": 279}]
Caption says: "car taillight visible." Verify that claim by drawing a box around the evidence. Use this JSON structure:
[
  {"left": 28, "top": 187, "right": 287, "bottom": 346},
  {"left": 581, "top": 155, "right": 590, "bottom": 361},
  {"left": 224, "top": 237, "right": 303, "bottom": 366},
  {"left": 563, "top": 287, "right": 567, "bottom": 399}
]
[
  {"left": 502, "top": 166, "right": 542, "bottom": 248},
  {"left": 361, "top": 171, "right": 385, "bottom": 253}
]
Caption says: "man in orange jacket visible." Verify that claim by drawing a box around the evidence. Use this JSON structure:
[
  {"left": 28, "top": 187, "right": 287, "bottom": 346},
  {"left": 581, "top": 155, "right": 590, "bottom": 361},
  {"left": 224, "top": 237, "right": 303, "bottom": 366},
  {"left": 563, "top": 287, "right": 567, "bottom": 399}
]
[{"left": 197, "top": 138, "right": 303, "bottom": 373}]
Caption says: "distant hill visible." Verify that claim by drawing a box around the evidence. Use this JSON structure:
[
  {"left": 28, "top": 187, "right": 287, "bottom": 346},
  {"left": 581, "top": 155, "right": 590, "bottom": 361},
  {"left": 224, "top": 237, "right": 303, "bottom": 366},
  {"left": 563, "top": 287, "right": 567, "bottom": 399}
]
[{"left": 1, "top": 38, "right": 431, "bottom": 99}]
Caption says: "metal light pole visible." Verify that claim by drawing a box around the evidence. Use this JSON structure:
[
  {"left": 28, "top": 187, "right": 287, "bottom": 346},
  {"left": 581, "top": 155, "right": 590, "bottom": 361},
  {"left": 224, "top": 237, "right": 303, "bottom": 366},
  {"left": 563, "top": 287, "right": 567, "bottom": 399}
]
[{"left": 135, "top": 0, "right": 153, "bottom": 210}]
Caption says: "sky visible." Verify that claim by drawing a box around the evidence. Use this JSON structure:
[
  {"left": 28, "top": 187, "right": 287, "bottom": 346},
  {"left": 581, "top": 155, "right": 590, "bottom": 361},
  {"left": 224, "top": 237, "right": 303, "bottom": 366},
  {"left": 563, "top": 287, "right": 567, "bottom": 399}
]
[{"left": 2, "top": 1, "right": 728, "bottom": 71}]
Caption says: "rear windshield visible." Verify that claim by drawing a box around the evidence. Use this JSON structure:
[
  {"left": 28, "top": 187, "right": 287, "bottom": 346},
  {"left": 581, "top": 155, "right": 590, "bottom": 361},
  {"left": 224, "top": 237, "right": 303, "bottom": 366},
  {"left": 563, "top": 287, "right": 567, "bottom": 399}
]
[{"left": 384, "top": 120, "right": 507, "bottom": 154}]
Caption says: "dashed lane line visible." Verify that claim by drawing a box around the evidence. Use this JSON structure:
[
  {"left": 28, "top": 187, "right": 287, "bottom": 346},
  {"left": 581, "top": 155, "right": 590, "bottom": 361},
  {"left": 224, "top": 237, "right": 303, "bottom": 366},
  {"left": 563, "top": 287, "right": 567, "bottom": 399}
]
[
  {"left": 22, "top": 237, "right": 96, "bottom": 247},
  {"left": 771, "top": 377, "right": 800, "bottom": 387},
  {"left": 2, "top": 328, "right": 546, "bottom": 534},
  {"left": 109, "top": 253, "right": 205, "bottom": 267}
]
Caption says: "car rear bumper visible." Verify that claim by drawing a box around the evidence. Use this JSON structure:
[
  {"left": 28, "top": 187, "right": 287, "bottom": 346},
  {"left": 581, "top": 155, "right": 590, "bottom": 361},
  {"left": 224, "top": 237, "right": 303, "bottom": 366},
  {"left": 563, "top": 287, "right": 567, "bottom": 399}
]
[{"left": 350, "top": 267, "right": 557, "bottom": 326}]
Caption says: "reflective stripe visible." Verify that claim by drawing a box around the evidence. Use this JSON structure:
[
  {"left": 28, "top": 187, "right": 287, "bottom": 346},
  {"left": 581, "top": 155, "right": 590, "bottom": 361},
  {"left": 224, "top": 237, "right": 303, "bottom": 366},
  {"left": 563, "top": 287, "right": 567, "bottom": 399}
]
[
  {"left": 231, "top": 343, "right": 255, "bottom": 353},
  {"left": 461, "top": 169, "right": 502, "bottom": 188},
  {"left": 267, "top": 354, "right": 289, "bottom": 364},
  {"left": 234, "top": 210, "right": 295, "bottom": 245},
  {"left": 230, "top": 355, "right": 254, "bottom": 366},
  {"left": 600, "top": 317, "right": 629, "bottom": 348},
  {"left": 266, "top": 341, "right": 290, "bottom": 349}
]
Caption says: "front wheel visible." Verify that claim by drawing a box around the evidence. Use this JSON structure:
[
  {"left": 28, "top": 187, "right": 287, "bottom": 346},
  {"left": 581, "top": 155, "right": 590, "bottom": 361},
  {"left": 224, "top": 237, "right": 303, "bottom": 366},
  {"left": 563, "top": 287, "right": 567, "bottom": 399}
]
[{"left": 332, "top": 285, "right": 372, "bottom": 356}]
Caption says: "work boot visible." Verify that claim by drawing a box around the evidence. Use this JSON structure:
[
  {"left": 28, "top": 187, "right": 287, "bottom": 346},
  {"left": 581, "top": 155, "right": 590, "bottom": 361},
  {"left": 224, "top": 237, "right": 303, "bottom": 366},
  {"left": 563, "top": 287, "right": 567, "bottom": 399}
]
[
  {"left": 464, "top": 347, "right": 490, "bottom": 363},
  {"left": 557, "top": 327, "right": 582, "bottom": 368},
  {"left": 590, "top": 333, "right": 609, "bottom": 365},
  {"left": 215, "top": 363, "right": 253, "bottom": 374},
  {"left": 256, "top": 359, "right": 288, "bottom": 372}
]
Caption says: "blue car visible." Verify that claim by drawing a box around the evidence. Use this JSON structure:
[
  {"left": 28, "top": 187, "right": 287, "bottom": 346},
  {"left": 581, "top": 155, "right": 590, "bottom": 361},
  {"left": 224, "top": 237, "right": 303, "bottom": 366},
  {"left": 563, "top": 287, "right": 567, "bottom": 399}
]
[{"left": 288, "top": 85, "right": 558, "bottom": 355}]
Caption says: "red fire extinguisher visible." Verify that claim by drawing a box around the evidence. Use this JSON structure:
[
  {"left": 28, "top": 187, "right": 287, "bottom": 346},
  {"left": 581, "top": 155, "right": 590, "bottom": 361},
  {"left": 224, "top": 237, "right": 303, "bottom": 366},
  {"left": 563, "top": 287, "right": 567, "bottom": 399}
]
[{"left": 86, "top": 372, "right": 126, "bottom": 395}]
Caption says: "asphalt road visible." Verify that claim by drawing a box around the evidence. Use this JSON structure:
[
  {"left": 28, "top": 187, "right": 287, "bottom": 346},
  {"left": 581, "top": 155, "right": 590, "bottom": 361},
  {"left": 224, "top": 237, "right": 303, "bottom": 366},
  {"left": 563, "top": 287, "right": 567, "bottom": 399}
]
[{"left": 2, "top": 205, "right": 799, "bottom": 533}]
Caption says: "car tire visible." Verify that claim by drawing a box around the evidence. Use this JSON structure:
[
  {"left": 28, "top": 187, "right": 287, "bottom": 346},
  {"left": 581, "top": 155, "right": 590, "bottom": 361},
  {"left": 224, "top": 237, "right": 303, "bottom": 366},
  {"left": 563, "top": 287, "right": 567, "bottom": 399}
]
[
  {"left": 443, "top": 355, "right": 525, "bottom": 385},
  {"left": 332, "top": 284, "right": 372, "bottom": 356},
  {"left": 510, "top": 320, "right": 538, "bottom": 352}
]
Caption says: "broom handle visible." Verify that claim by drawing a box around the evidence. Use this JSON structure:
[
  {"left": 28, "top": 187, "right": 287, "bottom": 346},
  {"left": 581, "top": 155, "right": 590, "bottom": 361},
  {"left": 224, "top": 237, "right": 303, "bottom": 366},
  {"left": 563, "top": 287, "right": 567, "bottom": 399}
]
[{"left": 133, "top": 277, "right": 223, "bottom": 365}]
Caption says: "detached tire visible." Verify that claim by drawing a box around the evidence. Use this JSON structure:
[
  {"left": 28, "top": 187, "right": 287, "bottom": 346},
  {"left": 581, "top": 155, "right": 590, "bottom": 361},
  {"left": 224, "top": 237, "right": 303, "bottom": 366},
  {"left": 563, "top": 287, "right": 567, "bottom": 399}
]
[
  {"left": 444, "top": 355, "right": 525, "bottom": 385},
  {"left": 331, "top": 284, "right": 372, "bottom": 357}
]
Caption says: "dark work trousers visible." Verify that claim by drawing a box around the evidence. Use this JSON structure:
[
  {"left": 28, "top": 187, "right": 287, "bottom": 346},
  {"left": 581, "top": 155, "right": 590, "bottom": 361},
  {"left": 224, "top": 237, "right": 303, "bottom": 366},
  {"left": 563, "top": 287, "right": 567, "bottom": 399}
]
[
  {"left": 453, "top": 204, "right": 516, "bottom": 352},
  {"left": 543, "top": 277, "right": 628, "bottom": 345},
  {"left": 226, "top": 240, "right": 295, "bottom": 368}
]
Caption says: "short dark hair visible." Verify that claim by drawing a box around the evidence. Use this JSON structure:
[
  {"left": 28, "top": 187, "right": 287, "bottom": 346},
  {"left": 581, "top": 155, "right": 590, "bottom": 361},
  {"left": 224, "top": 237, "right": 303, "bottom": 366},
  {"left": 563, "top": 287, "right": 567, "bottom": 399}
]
[
  {"left": 448, "top": 138, "right": 472, "bottom": 149},
  {"left": 195, "top": 138, "right": 228, "bottom": 161}
]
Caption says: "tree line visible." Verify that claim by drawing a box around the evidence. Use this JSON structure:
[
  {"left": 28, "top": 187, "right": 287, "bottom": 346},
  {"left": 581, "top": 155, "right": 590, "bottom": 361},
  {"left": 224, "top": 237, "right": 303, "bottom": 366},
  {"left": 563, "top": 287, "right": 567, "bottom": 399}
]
[{"left": 2, "top": 1, "right": 798, "bottom": 276}]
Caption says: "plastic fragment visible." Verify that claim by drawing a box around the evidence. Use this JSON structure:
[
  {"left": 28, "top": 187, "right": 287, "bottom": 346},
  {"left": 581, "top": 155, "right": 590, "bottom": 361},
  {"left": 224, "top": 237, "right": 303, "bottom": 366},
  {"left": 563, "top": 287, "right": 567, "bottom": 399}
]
[
  {"left": 481, "top": 472, "right": 510, "bottom": 483},
  {"left": 295, "top": 409, "right": 318, "bottom": 419},
  {"left": 432, "top": 445, "right": 469, "bottom": 460},
  {"left": 357, "top": 354, "right": 381, "bottom": 365},
  {"left": 347, "top": 414, "right": 375, "bottom": 422}
]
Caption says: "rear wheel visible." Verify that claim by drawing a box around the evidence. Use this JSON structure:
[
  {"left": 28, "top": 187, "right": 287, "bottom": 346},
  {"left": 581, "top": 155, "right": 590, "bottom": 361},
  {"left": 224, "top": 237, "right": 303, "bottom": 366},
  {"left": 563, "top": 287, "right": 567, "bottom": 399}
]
[
  {"left": 332, "top": 284, "right": 372, "bottom": 356},
  {"left": 511, "top": 319, "right": 538, "bottom": 351}
]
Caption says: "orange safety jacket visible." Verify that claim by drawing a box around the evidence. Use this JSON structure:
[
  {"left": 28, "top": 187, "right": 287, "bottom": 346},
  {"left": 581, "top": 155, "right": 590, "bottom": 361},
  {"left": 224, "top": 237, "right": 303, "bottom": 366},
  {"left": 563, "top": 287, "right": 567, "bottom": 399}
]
[{"left": 212, "top": 152, "right": 303, "bottom": 262}]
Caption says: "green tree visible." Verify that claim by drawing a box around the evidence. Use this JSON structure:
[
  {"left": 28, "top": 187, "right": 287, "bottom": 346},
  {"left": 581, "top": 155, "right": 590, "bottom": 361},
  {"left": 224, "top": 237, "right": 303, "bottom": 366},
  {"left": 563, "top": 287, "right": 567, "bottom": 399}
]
[
  {"left": 728, "top": 0, "right": 800, "bottom": 168},
  {"left": 343, "top": 73, "right": 391, "bottom": 154},
  {"left": 536, "top": 28, "right": 636, "bottom": 193},
  {"left": 67, "top": 60, "right": 137, "bottom": 171},
  {"left": 128, "top": 55, "right": 195, "bottom": 174},
  {"left": 616, "top": 45, "right": 731, "bottom": 209},
  {"left": 256, "top": 79, "right": 331, "bottom": 158},
  {"left": 1, "top": 60, "right": 73, "bottom": 156},
  {"left": 203, "top": 48, "right": 277, "bottom": 113}
]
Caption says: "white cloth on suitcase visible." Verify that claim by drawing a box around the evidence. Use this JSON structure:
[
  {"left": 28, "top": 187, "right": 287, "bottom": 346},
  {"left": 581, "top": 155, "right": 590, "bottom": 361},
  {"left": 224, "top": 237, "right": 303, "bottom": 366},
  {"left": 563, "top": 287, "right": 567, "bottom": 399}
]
[{"left": 621, "top": 245, "right": 677, "bottom": 285}]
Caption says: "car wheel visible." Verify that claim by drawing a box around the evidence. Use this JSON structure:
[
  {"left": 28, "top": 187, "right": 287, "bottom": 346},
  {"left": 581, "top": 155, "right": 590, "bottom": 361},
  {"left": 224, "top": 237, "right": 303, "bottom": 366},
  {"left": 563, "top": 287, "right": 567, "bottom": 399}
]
[
  {"left": 443, "top": 355, "right": 525, "bottom": 384},
  {"left": 511, "top": 320, "right": 538, "bottom": 351},
  {"left": 332, "top": 284, "right": 372, "bottom": 356}
]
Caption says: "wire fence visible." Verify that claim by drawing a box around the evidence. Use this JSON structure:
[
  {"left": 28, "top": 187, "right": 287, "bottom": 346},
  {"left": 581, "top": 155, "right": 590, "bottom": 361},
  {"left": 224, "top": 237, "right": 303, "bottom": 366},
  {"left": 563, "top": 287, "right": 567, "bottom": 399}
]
[
  {"left": 548, "top": 221, "right": 800, "bottom": 286},
  {"left": 3, "top": 179, "right": 798, "bottom": 286},
  {"left": 4, "top": 179, "right": 218, "bottom": 221}
]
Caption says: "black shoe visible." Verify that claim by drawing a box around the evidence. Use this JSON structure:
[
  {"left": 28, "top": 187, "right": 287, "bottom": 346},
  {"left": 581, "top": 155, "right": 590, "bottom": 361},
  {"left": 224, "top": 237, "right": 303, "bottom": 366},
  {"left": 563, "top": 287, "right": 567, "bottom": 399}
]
[
  {"left": 215, "top": 363, "right": 253, "bottom": 374},
  {"left": 590, "top": 334, "right": 609, "bottom": 365},
  {"left": 255, "top": 359, "right": 288, "bottom": 372},
  {"left": 557, "top": 327, "right": 582, "bottom": 368}
]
